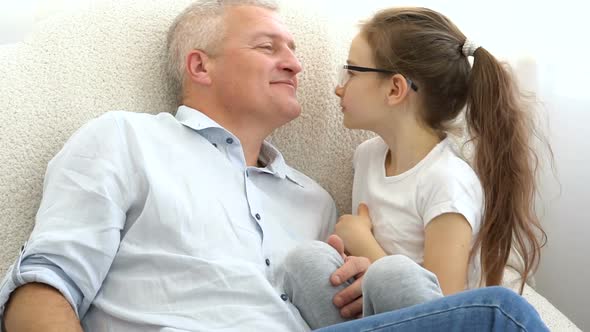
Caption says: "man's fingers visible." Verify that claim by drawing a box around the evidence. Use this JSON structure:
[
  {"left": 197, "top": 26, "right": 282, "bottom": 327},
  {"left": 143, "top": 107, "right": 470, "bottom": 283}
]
[
  {"left": 333, "top": 275, "right": 363, "bottom": 308},
  {"left": 327, "top": 234, "right": 345, "bottom": 259},
  {"left": 340, "top": 296, "right": 363, "bottom": 318},
  {"left": 330, "top": 256, "right": 370, "bottom": 286},
  {"left": 357, "top": 203, "right": 369, "bottom": 217}
]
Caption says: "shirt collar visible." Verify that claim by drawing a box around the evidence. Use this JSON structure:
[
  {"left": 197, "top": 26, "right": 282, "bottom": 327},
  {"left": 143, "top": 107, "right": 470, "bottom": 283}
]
[
  {"left": 175, "top": 105, "right": 225, "bottom": 131},
  {"left": 258, "top": 141, "right": 303, "bottom": 187},
  {"left": 174, "top": 105, "right": 303, "bottom": 187}
]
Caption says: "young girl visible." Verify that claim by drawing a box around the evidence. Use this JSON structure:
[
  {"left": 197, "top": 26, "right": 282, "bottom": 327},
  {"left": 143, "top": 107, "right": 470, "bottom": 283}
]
[{"left": 283, "top": 7, "right": 547, "bottom": 330}]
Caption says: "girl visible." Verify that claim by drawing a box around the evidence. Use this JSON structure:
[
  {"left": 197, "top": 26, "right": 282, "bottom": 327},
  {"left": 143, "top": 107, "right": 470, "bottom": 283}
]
[{"left": 283, "top": 7, "right": 547, "bottom": 329}]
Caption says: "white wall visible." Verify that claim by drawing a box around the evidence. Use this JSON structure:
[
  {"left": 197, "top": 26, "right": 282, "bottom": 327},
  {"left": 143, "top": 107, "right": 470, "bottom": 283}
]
[
  {"left": 0, "top": 0, "right": 38, "bottom": 44},
  {"left": 1, "top": 0, "right": 589, "bottom": 329},
  {"left": 0, "top": 0, "right": 85, "bottom": 45},
  {"left": 534, "top": 92, "right": 590, "bottom": 330}
]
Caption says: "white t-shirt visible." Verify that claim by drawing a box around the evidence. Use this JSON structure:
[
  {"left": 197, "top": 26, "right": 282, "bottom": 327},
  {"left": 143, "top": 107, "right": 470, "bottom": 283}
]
[{"left": 352, "top": 136, "right": 483, "bottom": 289}]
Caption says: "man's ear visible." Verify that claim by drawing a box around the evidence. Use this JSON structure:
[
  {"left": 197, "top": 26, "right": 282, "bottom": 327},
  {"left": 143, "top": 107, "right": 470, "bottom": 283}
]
[
  {"left": 185, "top": 49, "right": 212, "bottom": 85},
  {"left": 386, "top": 74, "right": 411, "bottom": 106}
]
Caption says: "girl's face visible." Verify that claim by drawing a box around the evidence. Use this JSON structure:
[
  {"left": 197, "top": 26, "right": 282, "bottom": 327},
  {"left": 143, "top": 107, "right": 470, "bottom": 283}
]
[{"left": 334, "top": 33, "right": 391, "bottom": 130}]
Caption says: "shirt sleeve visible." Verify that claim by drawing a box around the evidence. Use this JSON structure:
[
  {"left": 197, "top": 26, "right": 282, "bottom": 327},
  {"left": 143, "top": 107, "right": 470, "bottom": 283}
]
[
  {"left": 0, "top": 112, "right": 135, "bottom": 321},
  {"left": 320, "top": 200, "right": 338, "bottom": 240},
  {"left": 352, "top": 142, "right": 363, "bottom": 171},
  {"left": 417, "top": 165, "right": 483, "bottom": 233}
]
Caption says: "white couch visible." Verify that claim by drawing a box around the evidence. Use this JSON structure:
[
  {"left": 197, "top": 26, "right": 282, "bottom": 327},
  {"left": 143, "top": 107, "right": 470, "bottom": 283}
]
[{"left": 0, "top": 1, "right": 580, "bottom": 330}]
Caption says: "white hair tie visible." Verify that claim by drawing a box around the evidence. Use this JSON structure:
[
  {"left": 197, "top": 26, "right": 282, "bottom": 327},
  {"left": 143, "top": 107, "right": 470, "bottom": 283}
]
[{"left": 462, "top": 39, "right": 480, "bottom": 57}]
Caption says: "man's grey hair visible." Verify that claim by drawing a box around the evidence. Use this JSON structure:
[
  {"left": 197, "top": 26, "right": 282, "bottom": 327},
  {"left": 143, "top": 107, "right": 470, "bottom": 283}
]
[{"left": 166, "top": 0, "right": 279, "bottom": 103}]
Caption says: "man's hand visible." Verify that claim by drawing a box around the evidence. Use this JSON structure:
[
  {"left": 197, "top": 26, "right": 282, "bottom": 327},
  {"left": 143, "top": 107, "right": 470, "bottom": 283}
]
[
  {"left": 327, "top": 234, "right": 370, "bottom": 318},
  {"left": 326, "top": 234, "right": 346, "bottom": 259}
]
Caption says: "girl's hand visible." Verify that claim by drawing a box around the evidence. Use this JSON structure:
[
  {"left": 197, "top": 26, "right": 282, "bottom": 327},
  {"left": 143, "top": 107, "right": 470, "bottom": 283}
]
[{"left": 334, "top": 203, "right": 373, "bottom": 255}]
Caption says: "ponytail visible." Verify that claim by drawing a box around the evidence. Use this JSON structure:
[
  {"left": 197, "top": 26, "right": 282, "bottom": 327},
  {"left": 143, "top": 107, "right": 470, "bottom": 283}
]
[{"left": 466, "top": 47, "right": 547, "bottom": 292}]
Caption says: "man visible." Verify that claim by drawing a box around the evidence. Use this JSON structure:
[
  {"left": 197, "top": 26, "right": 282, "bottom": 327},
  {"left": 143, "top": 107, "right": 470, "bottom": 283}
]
[
  {"left": 0, "top": 1, "right": 363, "bottom": 330},
  {"left": 0, "top": 1, "right": 548, "bottom": 331}
]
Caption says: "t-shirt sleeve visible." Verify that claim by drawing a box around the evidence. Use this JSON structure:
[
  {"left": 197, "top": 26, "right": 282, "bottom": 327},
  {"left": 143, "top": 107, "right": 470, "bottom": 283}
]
[
  {"left": 352, "top": 143, "right": 362, "bottom": 171},
  {"left": 417, "top": 166, "right": 483, "bottom": 233}
]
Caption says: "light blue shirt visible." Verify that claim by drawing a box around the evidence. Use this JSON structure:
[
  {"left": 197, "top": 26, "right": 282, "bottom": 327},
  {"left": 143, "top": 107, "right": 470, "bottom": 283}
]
[{"left": 0, "top": 106, "right": 337, "bottom": 331}]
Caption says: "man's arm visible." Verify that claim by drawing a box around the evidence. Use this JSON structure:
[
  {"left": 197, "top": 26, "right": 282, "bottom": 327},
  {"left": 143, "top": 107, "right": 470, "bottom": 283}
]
[
  {"left": 0, "top": 113, "right": 133, "bottom": 330},
  {"left": 3, "top": 283, "right": 82, "bottom": 332}
]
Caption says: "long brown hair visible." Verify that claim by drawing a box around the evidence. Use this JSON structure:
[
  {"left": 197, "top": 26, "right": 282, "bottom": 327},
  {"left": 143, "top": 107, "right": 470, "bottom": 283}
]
[{"left": 360, "top": 7, "right": 548, "bottom": 292}]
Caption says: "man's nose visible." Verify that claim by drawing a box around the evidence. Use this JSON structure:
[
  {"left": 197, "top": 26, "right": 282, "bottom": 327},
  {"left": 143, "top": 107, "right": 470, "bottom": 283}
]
[{"left": 279, "top": 48, "right": 302, "bottom": 74}]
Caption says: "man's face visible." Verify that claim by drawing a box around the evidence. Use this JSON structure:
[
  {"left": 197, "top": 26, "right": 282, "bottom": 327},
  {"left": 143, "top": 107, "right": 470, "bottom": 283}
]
[{"left": 208, "top": 5, "right": 302, "bottom": 130}]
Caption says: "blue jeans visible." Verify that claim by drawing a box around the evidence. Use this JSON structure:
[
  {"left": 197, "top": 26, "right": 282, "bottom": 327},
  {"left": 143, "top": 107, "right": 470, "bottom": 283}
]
[{"left": 314, "top": 286, "right": 549, "bottom": 332}]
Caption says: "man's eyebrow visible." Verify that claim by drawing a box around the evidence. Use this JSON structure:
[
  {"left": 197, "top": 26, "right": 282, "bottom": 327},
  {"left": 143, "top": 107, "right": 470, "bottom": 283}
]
[
  {"left": 346, "top": 60, "right": 357, "bottom": 65},
  {"left": 252, "top": 32, "right": 296, "bottom": 51}
]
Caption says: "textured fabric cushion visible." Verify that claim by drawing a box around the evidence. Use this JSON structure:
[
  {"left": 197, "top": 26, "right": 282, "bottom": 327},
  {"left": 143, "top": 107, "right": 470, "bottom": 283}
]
[{"left": 0, "top": 1, "right": 579, "bottom": 330}]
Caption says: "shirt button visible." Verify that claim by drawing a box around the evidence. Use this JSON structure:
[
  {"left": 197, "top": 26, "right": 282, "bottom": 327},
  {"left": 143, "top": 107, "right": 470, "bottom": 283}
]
[
  {"left": 281, "top": 294, "right": 289, "bottom": 301},
  {"left": 265, "top": 258, "right": 271, "bottom": 266},
  {"left": 255, "top": 213, "right": 261, "bottom": 220},
  {"left": 226, "top": 137, "right": 234, "bottom": 144}
]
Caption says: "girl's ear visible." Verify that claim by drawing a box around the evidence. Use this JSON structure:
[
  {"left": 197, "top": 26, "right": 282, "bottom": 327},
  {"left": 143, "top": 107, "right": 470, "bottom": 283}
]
[{"left": 386, "top": 74, "right": 411, "bottom": 106}]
